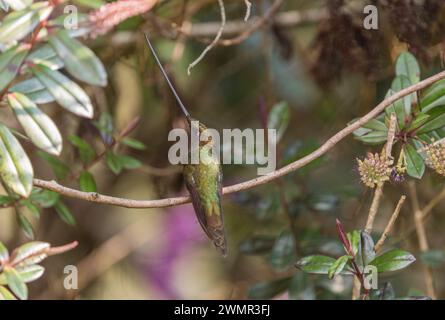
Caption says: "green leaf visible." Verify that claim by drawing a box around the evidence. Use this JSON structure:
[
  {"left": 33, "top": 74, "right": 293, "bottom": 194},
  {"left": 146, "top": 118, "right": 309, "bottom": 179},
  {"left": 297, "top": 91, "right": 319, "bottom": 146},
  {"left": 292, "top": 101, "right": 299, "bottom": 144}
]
[
  {"left": 361, "top": 119, "right": 388, "bottom": 132},
  {"left": 16, "top": 264, "right": 44, "bottom": 283},
  {"left": 118, "top": 155, "right": 141, "bottom": 170},
  {"left": 347, "top": 230, "right": 360, "bottom": 256},
  {"left": 68, "top": 135, "right": 95, "bottom": 164},
  {"left": 369, "top": 249, "right": 416, "bottom": 273},
  {"left": 358, "top": 231, "right": 375, "bottom": 266},
  {"left": 295, "top": 255, "right": 336, "bottom": 274},
  {"left": 268, "top": 231, "right": 296, "bottom": 271},
  {"left": 239, "top": 235, "right": 275, "bottom": 255},
  {"left": 0, "top": 285, "right": 16, "bottom": 300},
  {"left": 0, "top": 123, "right": 33, "bottom": 197},
  {"left": 54, "top": 201, "right": 76, "bottom": 226},
  {"left": 3, "top": 0, "right": 33, "bottom": 11},
  {"left": 10, "top": 77, "right": 55, "bottom": 104},
  {"left": 420, "top": 79, "right": 445, "bottom": 112},
  {"left": 404, "top": 143, "right": 425, "bottom": 179},
  {"left": 420, "top": 250, "right": 445, "bottom": 268},
  {"left": 248, "top": 277, "right": 291, "bottom": 299},
  {"left": 10, "top": 241, "right": 49, "bottom": 266},
  {"left": 48, "top": 29, "right": 107, "bottom": 86},
  {"left": 94, "top": 112, "right": 113, "bottom": 144},
  {"left": 353, "top": 130, "right": 388, "bottom": 145},
  {"left": 7, "top": 92, "right": 62, "bottom": 155},
  {"left": 0, "top": 0, "right": 8, "bottom": 11},
  {"left": 37, "top": 151, "right": 70, "bottom": 180},
  {"left": 0, "top": 241, "right": 9, "bottom": 264},
  {"left": 0, "top": 194, "right": 14, "bottom": 205},
  {"left": 0, "top": 2, "right": 52, "bottom": 44},
  {"left": 31, "top": 63, "right": 94, "bottom": 118},
  {"left": 268, "top": 101, "right": 290, "bottom": 142},
  {"left": 26, "top": 44, "right": 63, "bottom": 70},
  {"left": 3, "top": 266, "right": 27, "bottom": 300},
  {"left": 407, "top": 112, "right": 430, "bottom": 131},
  {"left": 20, "top": 199, "right": 40, "bottom": 218},
  {"left": 121, "top": 137, "right": 146, "bottom": 150},
  {"left": 416, "top": 111, "right": 445, "bottom": 134},
  {"left": 79, "top": 171, "right": 97, "bottom": 192},
  {"left": 387, "top": 77, "right": 412, "bottom": 128},
  {"left": 328, "top": 255, "right": 350, "bottom": 279},
  {"left": 106, "top": 151, "right": 122, "bottom": 174},
  {"left": 395, "top": 52, "right": 420, "bottom": 85},
  {"left": 0, "top": 44, "right": 29, "bottom": 91},
  {"left": 29, "top": 189, "right": 59, "bottom": 208},
  {"left": 16, "top": 210, "right": 34, "bottom": 239}
]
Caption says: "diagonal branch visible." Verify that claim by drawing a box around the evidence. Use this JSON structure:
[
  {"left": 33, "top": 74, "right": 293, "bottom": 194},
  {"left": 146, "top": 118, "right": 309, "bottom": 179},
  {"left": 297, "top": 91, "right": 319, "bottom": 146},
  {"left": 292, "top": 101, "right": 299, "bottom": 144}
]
[{"left": 33, "top": 70, "right": 445, "bottom": 208}]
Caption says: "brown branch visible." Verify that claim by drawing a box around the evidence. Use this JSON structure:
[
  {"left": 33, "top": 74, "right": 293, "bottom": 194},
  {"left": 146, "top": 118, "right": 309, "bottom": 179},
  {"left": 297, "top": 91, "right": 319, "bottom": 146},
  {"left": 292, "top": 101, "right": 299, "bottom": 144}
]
[
  {"left": 421, "top": 186, "right": 445, "bottom": 220},
  {"left": 187, "top": 0, "right": 226, "bottom": 74},
  {"left": 364, "top": 113, "right": 397, "bottom": 233},
  {"left": 374, "top": 195, "right": 406, "bottom": 253},
  {"left": 213, "top": 0, "right": 284, "bottom": 46},
  {"left": 32, "top": 70, "right": 445, "bottom": 208},
  {"left": 355, "top": 113, "right": 396, "bottom": 299},
  {"left": 408, "top": 181, "right": 437, "bottom": 299}
]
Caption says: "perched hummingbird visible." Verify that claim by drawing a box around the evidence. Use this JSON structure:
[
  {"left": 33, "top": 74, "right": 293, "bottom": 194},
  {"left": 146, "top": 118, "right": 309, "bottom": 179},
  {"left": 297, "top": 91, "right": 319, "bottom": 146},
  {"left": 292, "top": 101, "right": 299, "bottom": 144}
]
[{"left": 144, "top": 34, "right": 227, "bottom": 256}]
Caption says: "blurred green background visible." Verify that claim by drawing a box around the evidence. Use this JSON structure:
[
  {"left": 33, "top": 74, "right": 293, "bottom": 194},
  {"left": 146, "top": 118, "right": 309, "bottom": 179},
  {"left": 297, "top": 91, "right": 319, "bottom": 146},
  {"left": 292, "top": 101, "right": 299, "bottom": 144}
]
[{"left": 2, "top": 0, "right": 445, "bottom": 299}]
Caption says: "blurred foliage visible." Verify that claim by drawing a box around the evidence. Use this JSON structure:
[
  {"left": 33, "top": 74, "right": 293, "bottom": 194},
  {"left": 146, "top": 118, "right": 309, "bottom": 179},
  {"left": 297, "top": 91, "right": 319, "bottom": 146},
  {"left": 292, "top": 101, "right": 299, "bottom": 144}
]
[{"left": 1, "top": 0, "right": 445, "bottom": 300}]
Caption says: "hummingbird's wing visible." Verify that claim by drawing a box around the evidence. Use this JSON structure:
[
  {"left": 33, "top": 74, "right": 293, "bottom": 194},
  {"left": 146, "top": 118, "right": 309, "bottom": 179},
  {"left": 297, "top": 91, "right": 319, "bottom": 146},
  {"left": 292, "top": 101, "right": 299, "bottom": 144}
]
[{"left": 184, "top": 165, "right": 227, "bottom": 257}]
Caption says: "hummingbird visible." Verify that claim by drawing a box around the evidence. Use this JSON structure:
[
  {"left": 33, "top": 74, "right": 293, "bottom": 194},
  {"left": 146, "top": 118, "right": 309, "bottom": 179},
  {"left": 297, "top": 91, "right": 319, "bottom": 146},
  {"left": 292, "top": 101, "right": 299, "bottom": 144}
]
[{"left": 144, "top": 34, "right": 227, "bottom": 257}]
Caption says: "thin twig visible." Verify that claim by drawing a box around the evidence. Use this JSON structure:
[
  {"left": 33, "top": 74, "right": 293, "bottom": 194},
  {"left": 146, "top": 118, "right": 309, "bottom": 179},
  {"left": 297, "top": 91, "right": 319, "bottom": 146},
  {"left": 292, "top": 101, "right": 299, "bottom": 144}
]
[
  {"left": 374, "top": 195, "right": 406, "bottom": 253},
  {"left": 187, "top": 0, "right": 226, "bottom": 74},
  {"left": 144, "top": 8, "right": 327, "bottom": 42},
  {"left": 408, "top": 181, "right": 437, "bottom": 299},
  {"left": 365, "top": 113, "right": 397, "bottom": 233},
  {"left": 32, "top": 70, "right": 445, "bottom": 208},
  {"left": 421, "top": 186, "right": 445, "bottom": 220},
  {"left": 217, "top": 0, "right": 283, "bottom": 46},
  {"left": 355, "top": 113, "right": 397, "bottom": 299}
]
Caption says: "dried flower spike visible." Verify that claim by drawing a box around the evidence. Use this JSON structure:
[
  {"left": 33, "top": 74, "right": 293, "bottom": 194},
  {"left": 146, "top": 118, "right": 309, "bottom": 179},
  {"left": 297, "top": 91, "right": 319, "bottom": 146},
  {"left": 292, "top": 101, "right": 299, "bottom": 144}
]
[
  {"left": 423, "top": 140, "right": 445, "bottom": 176},
  {"left": 357, "top": 151, "right": 392, "bottom": 188}
]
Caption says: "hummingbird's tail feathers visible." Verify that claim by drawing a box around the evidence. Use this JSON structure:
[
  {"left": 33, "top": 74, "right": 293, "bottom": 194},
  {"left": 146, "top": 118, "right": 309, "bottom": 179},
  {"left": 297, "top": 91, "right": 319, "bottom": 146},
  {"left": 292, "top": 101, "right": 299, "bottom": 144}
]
[{"left": 209, "top": 226, "right": 228, "bottom": 258}]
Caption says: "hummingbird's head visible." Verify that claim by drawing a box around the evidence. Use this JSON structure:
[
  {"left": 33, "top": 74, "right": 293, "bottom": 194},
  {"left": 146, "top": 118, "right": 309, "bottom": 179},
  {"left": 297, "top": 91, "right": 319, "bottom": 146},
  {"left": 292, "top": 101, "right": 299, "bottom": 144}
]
[{"left": 189, "top": 118, "right": 213, "bottom": 147}]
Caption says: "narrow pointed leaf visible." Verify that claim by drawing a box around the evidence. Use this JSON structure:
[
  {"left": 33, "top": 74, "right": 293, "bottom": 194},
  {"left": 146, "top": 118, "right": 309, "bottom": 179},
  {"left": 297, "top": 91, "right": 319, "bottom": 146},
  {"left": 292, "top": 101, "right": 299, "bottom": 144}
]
[
  {"left": 3, "top": 0, "right": 33, "bottom": 10},
  {"left": 0, "top": 124, "right": 33, "bottom": 197},
  {"left": 48, "top": 29, "right": 107, "bottom": 86},
  {"left": 0, "top": 241, "right": 9, "bottom": 263},
  {"left": 268, "top": 101, "right": 290, "bottom": 142},
  {"left": 16, "top": 210, "right": 34, "bottom": 239},
  {"left": 0, "top": 44, "right": 29, "bottom": 91},
  {"left": 10, "top": 241, "right": 49, "bottom": 265},
  {"left": 31, "top": 63, "right": 93, "bottom": 118},
  {"left": 0, "top": 2, "right": 52, "bottom": 44},
  {"left": 404, "top": 143, "right": 425, "bottom": 179},
  {"left": 16, "top": 264, "right": 44, "bottom": 283},
  {"left": 54, "top": 201, "right": 76, "bottom": 226},
  {"left": 7, "top": 92, "right": 62, "bottom": 155},
  {"left": 328, "top": 255, "right": 350, "bottom": 279},
  {"left": 10, "top": 77, "right": 55, "bottom": 104},
  {"left": 268, "top": 231, "right": 296, "bottom": 271},
  {"left": 395, "top": 52, "right": 420, "bottom": 85},
  {"left": 3, "top": 266, "right": 27, "bottom": 300},
  {"left": 369, "top": 249, "right": 416, "bottom": 273},
  {"left": 0, "top": 285, "right": 16, "bottom": 300},
  {"left": 295, "top": 255, "right": 335, "bottom": 274},
  {"left": 79, "top": 170, "right": 97, "bottom": 192}
]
